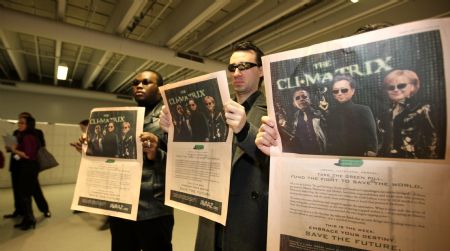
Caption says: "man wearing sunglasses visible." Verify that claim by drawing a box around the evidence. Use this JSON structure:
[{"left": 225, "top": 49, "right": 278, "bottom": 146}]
[
  {"left": 278, "top": 88, "right": 326, "bottom": 154},
  {"left": 196, "top": 41, "right": 269, "bottom": 251},
  {"left": 160, "top": 41, "right": 269, "bottom": 250},
  {"left": 108, "top": 70, "right": 174, "bottom": 251},
  {"left": 326, "top": 75, "right": 378, "bottom": 157}
]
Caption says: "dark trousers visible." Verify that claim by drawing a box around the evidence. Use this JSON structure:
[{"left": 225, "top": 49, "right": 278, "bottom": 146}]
[
  {"left": 109, "top": 215, "right": 174, "bottom": 251},
  {"left": 16, "top": 161, "right": 40, "bottom": 221},
  {"left": 11, "top": 167, "right": 49, "bottom": 215}
]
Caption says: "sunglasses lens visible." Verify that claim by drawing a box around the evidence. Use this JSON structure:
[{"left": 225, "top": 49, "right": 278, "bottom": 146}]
[
  {"left": 341, "top": 88, "right": 349, "bottom": 93},
  {"left": 332, "top": 90, "right": 339, "bottom": 94},
  {"left": 397, "top": 83, "right": 407, "bottom": 89},
  {"left": 228, "top": 64, "right": 237, "bottom": 72},
  {"left": 132, "top": 79, "right": 152, "bottom": 86}
]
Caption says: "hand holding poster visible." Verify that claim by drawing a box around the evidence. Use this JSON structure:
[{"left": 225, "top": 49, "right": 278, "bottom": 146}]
[
  {"left": 71, "top": 107, "right": 145, "bottom": 220},
  {"left": 262, "top": 18, "right": 450, "bottom": 250},
  {"left": 159, "top": 71, "right": 233, "bottom": 225}
]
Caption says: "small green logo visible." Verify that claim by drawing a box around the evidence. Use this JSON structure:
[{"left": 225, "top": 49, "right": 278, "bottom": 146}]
[
  {"left": 335, "top": 159, "right": 363, "bottom": 167},
  {"left": 106, "top": 159, "right": 115, "bottom": 163},
  {"left": 193, "top": 145, "right": 204, "bottom": 150}
]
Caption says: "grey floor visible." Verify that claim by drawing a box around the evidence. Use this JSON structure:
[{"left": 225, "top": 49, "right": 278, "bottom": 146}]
[{"left": 0, "top": 184, "right": 198, "bottom": 251}]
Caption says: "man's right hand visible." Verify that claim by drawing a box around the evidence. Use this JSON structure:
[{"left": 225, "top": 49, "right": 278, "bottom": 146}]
[
  {"left": 255, "top": 116, "right": 278, "bottom": 156},
  {"left": 159, "top": 105, "right": 171, "bottom": 133}
]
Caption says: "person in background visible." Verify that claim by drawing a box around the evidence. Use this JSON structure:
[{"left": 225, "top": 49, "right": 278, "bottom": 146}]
[
  {"left": 160, "top": 41, "right": 269, "bottom": 251},
  {"left": 107, "top": 69, "right": 173, "bottom": 251},
  {"left": 70, "top": 119, "right": 89, "bottom": 153},
  {"left": 10, "top": 116, "right": 42, "bottom": 230},
  {"left": 4, "top": 112, "right": 50, "bottom": 220},
  {"left": 0, "top": 150, "right": 4, "bottom": 169}
]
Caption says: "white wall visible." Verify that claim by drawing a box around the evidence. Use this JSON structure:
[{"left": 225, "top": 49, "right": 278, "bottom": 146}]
[
  {"left": 0, "top": 85, "right": 136, "bottom": 187},
  {"left": 0, "top": 86, "right": 135, "bottom": 123}
]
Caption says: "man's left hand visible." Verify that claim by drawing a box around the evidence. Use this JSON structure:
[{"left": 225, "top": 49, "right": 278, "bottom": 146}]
[{"left": 224, "top": 100, "right": 247, "bottom": 134}]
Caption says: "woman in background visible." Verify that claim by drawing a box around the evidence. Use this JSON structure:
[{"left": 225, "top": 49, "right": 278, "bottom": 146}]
[{"left": 11, "top": 116, "right": 42, "bottom": 230}]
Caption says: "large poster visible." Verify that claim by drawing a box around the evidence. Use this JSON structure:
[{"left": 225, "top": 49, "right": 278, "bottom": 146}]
[
  {"left": 71, "top": 107, "right": 145, "bottom": 220},
  {"left": 263, "top": 18, "right": 450, "bottom": 250},
  {"left": 159, "top": 71, "right": 233, "bottom": 225}
]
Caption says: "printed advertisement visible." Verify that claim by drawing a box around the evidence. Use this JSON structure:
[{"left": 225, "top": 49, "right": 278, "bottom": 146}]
[
  {"left": 159, "top": 71, "right": 233, "bottom": 225},
  {"left": 263, "top": 18, "right": 450, "bottom": 250},
  {"left": 71, "top": 106, "right": 144, "bottom": 220}
]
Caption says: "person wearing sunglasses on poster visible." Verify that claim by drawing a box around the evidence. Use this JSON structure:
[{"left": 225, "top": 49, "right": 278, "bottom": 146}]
[
  {"left": 326, "top": 74, "right": 378, "bottom": 157},
  {"left": 278, "top": 88, "right": 327, "bottom": 154},
  {"left": 377, "top": 69, "right": 438, "bottom": 158}
]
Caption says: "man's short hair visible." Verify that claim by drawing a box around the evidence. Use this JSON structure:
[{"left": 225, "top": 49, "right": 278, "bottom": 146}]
[
  {"left": 79, "top": 119, "right": 89, "bottom": 126},
  {"left": 19, "top": 112, "right": 33, "bottom": 118},
  {"left": 143, "top": 69, "right": 164, "bottom": 86},
  {"left": 232, "top": 41, "right": 264, "bottom": 66},
  {"left": 231, "top": 41, "right": 265, "bottom": 85},
  {"left": 332, "top": 75, "right": 356, "bottom": 89}
]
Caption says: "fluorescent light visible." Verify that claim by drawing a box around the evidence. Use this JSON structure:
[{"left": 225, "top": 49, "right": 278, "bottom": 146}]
[
  {"left": 350, "top": 0, "right": 359, "bottom": 3},
  {"left": 57, "top": 65, "right": 68, "bottom": 80}
]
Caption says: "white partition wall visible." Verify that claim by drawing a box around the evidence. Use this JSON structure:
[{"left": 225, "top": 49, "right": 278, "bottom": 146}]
[{"left": 0, "top": 119, "right": 82, "bottom": 188}]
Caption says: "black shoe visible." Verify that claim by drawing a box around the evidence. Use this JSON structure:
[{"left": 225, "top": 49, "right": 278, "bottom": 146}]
[
  {"left": 44, "top": 211, "right": 51, "bottom": 218},
  {"left": 14, "top": 220, "right": 36, "bottom": 230},
  {"left": 3, "top": 212, "right": 22, "bottom": 219}
]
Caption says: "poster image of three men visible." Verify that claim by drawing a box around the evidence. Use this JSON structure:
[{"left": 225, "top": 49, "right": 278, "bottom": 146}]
[
  {"left": 270, "top": 30, "right": 446, "bottom": 159},
  {"left": 164, "top": 78, "right": 229, "bottom": 142},
  {"left": 86, "top": 110, "right": 138, "bottom": 159}
]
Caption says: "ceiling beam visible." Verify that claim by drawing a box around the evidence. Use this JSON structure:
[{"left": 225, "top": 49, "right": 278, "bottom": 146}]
[
  {"left": 166, "top": 0, "right": 230, "bottom": 49},
  {"left": 0, "top": 7, "right": 226, "bottom": 73},
  {"left": 203, "top": 0, "right": 312, "bottom": 56},
  {"left": 0, "top": 29, "right": 28, "bottom": 80},
  {"left": 181, "top": 0, "right": 263, "bottom": 52},
  {"left": 82, "top": 0, "right": 147, "bottom": 89}
]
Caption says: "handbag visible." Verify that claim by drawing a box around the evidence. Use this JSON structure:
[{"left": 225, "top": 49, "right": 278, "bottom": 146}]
[{"left": 37, "top": 147, "right": 59, "bottom": 172}]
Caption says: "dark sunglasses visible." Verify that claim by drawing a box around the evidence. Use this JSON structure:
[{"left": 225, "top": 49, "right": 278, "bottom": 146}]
[
  {"left": 295, "top": 95, "right": 308, "bottom": 100},
  {"left": 332, "top": 88, "right": 349, "bottom": 94},
  {"left": 227, "top": 62, "right": 259, "bottom": 72},
  {"left": 131, "top": 78, "right": 154, "bottom": 86},
  {"left": 386, "top": 83, "right": 408, "bottom": 91}
]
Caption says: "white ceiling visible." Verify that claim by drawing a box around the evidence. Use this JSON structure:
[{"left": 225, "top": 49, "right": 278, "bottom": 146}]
[{"left": 0, "top": 0, "right": 449, "bottom": 97}]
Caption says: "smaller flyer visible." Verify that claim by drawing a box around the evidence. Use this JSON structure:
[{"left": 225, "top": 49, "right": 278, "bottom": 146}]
[
  {"left": 71, "top": 106, "right": 145, "bottom": 220},
  {"left": 159, "top": 70, "right": 233, "bottom": 225}
]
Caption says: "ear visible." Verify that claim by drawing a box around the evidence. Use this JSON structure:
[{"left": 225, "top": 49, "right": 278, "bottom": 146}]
[{"left": 258, "top": 66, "right": 263, "bottom": 78}]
